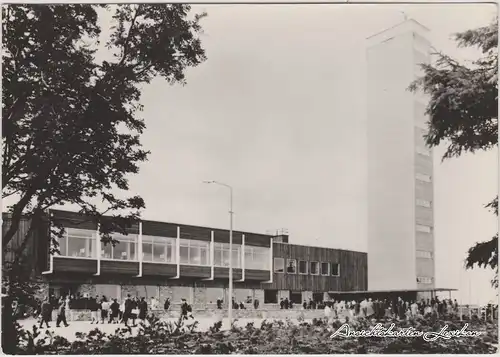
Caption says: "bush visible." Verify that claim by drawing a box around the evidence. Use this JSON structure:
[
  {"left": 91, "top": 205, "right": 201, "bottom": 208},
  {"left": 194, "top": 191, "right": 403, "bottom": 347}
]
[{"left": 12, "top": 314, "right": 499, "bottom": 354}]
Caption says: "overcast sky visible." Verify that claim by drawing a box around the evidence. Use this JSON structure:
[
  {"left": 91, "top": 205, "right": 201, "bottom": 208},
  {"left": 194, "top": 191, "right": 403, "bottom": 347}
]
[
  {"left": 126, "top": 3, "right": 497, "bottom": 304},
  {"left": 5, "top": 2, "right": 497, "bottom": 305}
]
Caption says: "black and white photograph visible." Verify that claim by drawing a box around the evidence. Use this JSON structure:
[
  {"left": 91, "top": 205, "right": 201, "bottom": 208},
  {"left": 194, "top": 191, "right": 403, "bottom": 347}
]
[{"left": 1, "top": 1, "right": 498, "bottom": 354}]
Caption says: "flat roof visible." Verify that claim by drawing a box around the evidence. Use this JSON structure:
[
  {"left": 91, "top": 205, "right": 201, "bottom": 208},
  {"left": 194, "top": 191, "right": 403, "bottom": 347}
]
[
  {"left": 328, "top": 288, "right": 457, "bottom": 294},
  {"left": 366, "top": 18, "right": 430, "bottom": 40}
]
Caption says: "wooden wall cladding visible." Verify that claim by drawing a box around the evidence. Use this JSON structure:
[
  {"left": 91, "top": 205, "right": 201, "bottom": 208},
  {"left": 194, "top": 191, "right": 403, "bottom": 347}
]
[
  {"left": 101, "top": 260, "right": 139, "bottom": 275},
  {"left": 214, "top": 267, "right": 242, "bottom": 280},
  {"left": 3, "top": 214, "right": 50, "bottom": 275},
  {"left": 142, "top": 263, "right": 177, "bottom": 277},
  {"left": 266, "top": 243, "right": 367, "bottom": 292},
  {"left": 53, "top": 257, "right": 97, "bottom": 274},
  {"left": 179, "top": 265, "right": 211, "bottom": 278},
  {"left": 50, "top": 210, "right": 98, "bottom": 231},
  {"left": 246, "top": 269, "right": 271, "bottom": 281}
]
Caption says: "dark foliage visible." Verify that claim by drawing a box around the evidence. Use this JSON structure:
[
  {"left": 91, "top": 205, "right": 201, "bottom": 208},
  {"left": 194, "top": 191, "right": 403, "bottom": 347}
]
[
  {"left": 11, "top": 315, "right": 498, "bottom": 354},
  {"left": 2, "top": 4, "right": 207, "bottom": 253}
]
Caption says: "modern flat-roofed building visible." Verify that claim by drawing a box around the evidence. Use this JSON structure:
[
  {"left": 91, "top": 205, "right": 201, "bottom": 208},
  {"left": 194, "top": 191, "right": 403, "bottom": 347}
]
[
  {"left": 2, "top": 209, "right": 367, "bottom": 307},
  {"left": 366, "top": 19, "right": 435, "bottom": 296}
]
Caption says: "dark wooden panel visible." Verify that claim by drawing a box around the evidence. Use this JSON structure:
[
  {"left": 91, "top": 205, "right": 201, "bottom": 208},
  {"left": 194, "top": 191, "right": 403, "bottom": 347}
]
[
  {"left": 53, "top": 257, "right": 97, "bottom": 274},
  {"left": 142, "top": 220, "right": 177, "bottom": 238},
  {"left": 179, "top": 225, "right": 211, "bottom": 242},
  {"left": 213, "top": 230, "right": 243, "bottom": 245},
  {"left": 2, "top": 213, "right": 51, "bottom": 276},
  {"left": 214, "top": 267, "right": 242, "bottom": 280},
  {"left": 180, "top": 265, "right": 210, "bottom": 278},
  {"left": 244, "top": 233, "right": 272, "bottom": 247},
  {"left": 50, "top": 209, "right": 98, "bottom": 231},
  {"left": 142, "top": 263, "right": 177, "bottom": 277},
  {"left": 246, "top": 269, "right": 271, "bottom": 281},
  {"left": 101, "top": 260, "right": 139, "bottom": 275},
  {"left": 266, "top": 243, "right": 367, "bottom": 292},
  {"left": 52, "top": 209, "right": 140, "bottom": 234}
]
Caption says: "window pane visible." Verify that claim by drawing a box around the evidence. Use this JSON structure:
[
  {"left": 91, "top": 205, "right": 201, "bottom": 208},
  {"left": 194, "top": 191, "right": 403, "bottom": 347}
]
[
  {"left": 200, "top": 246, "right": 209, "bottom": 265},
  {"left": 166, "top": 243, "right": 175, "bottom": 263},
  {"left": 310, "top": 262, "right": 319, "bottom": 275},
  {"left": 321, "top": 262, "right": 329, "bottom": 276},
  {"left": 214, "top": 250, "right": 223, "bottom": 266},
  {"left": 129, "top": 242, "right": 136, "bottom": 260},
  {"left": 67, "top": 228, "right": 94, "bottom": 239},
  {"left": 102, "top": 243, "right": 112, "bottom": 259},
  {"left": 416, "top": 224, "right": 432, "bottom": 233},
  {"left": 232, "top": 248, "right": 240, "bottom": 268},
  {"left": 222, "top": 250, "right": 230, "bottom": 267},
  {"left": 58, "top": 237, "right": 67, "bottom": 256},
  {"left": 274, "top": 258, "right": 284, "bottom": 273},
  {"left": 153, "top": 242, "right": 165, "bottom": 262},
  {"left": 286, "top": 259, "right": 297, "bottom": 274},
  {"left": 180, "top": 246, "right": 189, "bottom": 264},
  {"left": 299, "top": 260, "right": 308, "bottom": 274},
  {"left": 331, "top": 263, "right": 340, "bottom": 276},
  {"left": 113, "top": 241, "right": 128, "bottom": 260},
  {"left": 143, "top": 243, "right": 153, "bottom": 262},
  {"left": 68, "top": 237, "right": 90, "bottom": 258},
  {"left": 190, "top": 247, "right": 201, "bottom": 265}
]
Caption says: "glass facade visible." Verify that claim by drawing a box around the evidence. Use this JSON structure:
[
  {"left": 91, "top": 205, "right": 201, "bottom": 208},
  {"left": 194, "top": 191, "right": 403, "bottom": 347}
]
[
  {"left": 142, "top": 235, "right": 176, "bottom": 263},
  {"left": 54, "top": 225, "right": 273, "bottom": 272},
  {"left": 214, "top": 242, "right": 241, "bottom": 268},
  {"left": 59, "top": 228, "right": 96, "bottom": 258},
  {"left": 179, "top": 239, "right": 210, "bottom": 266},
  {"left": 244, "top": 246, "right": 270, "bottom": 270}
]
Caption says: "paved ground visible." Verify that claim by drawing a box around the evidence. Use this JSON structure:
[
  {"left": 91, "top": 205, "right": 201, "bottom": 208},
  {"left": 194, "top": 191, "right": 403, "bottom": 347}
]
[{"left": 18, "top": 316, "right": 310, "bottom": 342}]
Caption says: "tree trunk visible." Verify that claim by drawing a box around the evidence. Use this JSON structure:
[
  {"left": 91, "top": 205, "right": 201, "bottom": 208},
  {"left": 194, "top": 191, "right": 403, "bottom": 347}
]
[{"left": 2, "top": 187, "right": 37, "bottom": 250}]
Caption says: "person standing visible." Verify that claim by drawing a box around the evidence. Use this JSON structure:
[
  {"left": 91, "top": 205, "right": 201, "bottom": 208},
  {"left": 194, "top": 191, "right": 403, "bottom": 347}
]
[
  {"left": 100, "top": 296, "right": 109, "bottom": 324},
  {"left": 180, "top": 298, "right": 189, "bottom": 320},
  {"left": 123, "top": 294, "right": 133, "bottom": 327},
  {"left": 56, "top": 300, "right": 69, "bottom": 328},
  {"left": 119, "top": 299, "right": 125, "bottom": 322},
  {"left": 65, "top": 295, "right": 71, "bottom": 322},
  {"left": 164, "top": 297, "right": 171, "bottom": 311},
  {"left": 39, "top": 297, "right": 52, "bottom": 329},
  {"left": 410, "top": 301, "right": 418, "bottom": 317},
  {"left": 253, "top": 298, "right": 259, "bottom": 310},
  {"left": 216, "top": 298, "right": 222, "bottom": 310},
  {"left": 109, "top": 298, "right": 120, "bottom": 323},
  {"left": 90, "top": 295, "right": 99, "bottom": 324},
  {"left": 138, "top": 297, "right": 148, "bottom": 323},
  {"left": 366, "top": 298, "right": 374, "bottom": 318},
  {"left": 130, "top": 297, "right": 139, "bottom": 327},
  {"left": 180, "top": 298, "right": 194, "bottom": 320}
]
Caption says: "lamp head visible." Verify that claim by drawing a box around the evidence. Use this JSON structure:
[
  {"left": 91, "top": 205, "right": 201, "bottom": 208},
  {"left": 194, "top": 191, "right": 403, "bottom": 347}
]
[{"left": 202, "top": 180, "right": 215, "bottom": 184}]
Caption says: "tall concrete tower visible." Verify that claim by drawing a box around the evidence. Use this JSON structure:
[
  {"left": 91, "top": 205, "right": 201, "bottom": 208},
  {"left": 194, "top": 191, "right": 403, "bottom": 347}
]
[{"left": 366, "top": 19, "right": 435, "bottom": 295}]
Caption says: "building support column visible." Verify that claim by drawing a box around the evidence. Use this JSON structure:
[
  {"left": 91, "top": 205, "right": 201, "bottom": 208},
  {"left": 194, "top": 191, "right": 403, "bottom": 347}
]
[
  {"left": 94, "top": 224, "right": 101, "bottom": 276},
  {"left": 42, "top": 219, "right": 54, "bottom": 275},
  {"left": 136, "top": 222, "right": 143, "bottom": 277},
  {"left": 203, "top": 231, "right": 214, "bottom": 281},
  {"left": 236, "top": 234, "right": 245, "bottom": 282},
  {"left": 263, "top": 238, "right": 273, "bottom": 283},
  {"left": 170, "top": 226, "right": 180, "bottom": 279}
]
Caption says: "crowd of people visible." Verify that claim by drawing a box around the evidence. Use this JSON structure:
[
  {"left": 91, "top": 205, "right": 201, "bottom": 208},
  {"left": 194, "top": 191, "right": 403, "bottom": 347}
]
[
  {"left": 215, "top": 298, "right": 260, "bottom": 310},
  {"left": 322, "top": 297, "right": 461, "bottom": 320},
  {"left": 35, "top": 294, "right": 194, "bottom": 329},
  {"left": 33, "top": 292, "right": 496, "bottom": 329}
]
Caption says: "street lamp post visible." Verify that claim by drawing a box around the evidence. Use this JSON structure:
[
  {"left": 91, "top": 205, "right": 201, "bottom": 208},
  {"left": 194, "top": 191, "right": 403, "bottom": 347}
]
[{"left": 203, "top": 180, "right": 234, "bottom": 326}]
